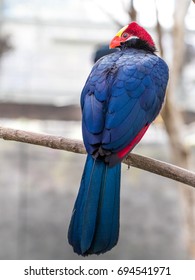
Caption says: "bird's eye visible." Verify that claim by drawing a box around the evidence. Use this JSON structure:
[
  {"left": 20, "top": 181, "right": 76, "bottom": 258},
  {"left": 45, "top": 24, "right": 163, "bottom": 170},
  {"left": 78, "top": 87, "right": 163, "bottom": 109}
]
[{"left": 122, "top": 32, "right": 129, "bottom": 38}]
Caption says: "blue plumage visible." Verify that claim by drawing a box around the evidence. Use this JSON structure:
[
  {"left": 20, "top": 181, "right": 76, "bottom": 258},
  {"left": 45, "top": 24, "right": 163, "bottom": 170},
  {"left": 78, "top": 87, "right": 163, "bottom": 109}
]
[
  {"left": 80, "top": 49, "right": 168, "bottom": 157},
  {"left": 68, "top": 155, "right": 121, "bottom": 255},
  {"left": 68, "top": 25, "right": 169, "bottom": 255}
]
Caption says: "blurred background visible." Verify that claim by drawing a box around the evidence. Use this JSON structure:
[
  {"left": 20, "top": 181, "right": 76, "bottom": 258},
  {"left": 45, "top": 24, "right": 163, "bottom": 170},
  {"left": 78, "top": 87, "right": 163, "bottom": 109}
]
[{"left": 0, "top": 0, "right": 195, "bottom": 260}]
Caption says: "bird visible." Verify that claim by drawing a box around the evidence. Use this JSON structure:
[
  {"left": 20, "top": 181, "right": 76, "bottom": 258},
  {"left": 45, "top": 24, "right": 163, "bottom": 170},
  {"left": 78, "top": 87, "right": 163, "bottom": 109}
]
[{"left": 68, "top": 22, "right": 169, "bottom": 256}]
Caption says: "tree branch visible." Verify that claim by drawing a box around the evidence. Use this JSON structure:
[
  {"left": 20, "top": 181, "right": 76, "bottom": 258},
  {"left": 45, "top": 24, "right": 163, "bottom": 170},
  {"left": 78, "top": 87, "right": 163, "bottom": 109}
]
[{"left": 0, "top": 126, "right": 195, "bottom": 188}]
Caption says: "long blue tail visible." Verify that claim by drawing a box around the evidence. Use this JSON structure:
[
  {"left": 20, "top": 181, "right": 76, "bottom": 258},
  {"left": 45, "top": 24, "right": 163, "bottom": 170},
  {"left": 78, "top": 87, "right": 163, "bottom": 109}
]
[{"left": 68, "top": 154, "right": 121, "bottom": 256}]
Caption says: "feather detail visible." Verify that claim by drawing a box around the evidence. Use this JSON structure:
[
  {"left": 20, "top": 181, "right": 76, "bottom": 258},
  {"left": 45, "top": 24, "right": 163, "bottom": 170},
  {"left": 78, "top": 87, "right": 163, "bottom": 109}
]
[
  {"left": 68, "top": 155, "right": 121, "bottom": 255},
  {"left": 117, "top": 124, "right": 149, "bottom": 159}
]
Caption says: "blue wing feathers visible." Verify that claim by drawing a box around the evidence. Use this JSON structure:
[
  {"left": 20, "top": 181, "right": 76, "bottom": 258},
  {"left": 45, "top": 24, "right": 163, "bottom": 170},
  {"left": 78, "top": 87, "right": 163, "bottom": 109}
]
[
  {"left": 103, "top": 107, "right": 146, "bottom": 151},
  {"left": 104, "top": 102, "right": 142, "bottom": 142},
  {"left": 83, "top": 93, "right": 105, "bottom": 134},
  {"left": 82, "top": 122, "right": 102, "bottom": 154},
  {"left": 81, "top": 50, "right": 168, "bottom": 156},
  {"left": 105, "top": 98, "right": 137, "bottom": 129},
  {"left": 128, "top": 82, "right": 146, "bottom": 98},
  {"left": 139, "top": 88, "right": 156, "bottom": 111},
  {"left": 108, "top": 93, "right": 130, "bottom": 113},
  {"left": 125, "top": 77, "right": 142, "bottom": 91}
]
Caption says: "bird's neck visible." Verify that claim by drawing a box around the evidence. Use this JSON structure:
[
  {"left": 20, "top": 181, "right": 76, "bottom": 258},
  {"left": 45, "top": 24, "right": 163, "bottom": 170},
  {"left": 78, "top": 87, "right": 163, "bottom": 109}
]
[{"left": 120, "top": 38, "right": 156, "bottom": 54}]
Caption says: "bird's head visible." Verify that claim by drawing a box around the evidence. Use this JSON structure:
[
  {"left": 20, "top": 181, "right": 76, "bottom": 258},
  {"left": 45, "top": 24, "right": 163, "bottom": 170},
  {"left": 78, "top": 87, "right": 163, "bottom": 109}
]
[{"left": 109, "top": 22, "right": 155, "bottom": 50}]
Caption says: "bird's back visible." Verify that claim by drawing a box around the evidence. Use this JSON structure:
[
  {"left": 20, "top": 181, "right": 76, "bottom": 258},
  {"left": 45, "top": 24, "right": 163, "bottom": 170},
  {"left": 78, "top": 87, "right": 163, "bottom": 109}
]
[{"left": 81, "top": 48, "right": 169, "bottom": 164}]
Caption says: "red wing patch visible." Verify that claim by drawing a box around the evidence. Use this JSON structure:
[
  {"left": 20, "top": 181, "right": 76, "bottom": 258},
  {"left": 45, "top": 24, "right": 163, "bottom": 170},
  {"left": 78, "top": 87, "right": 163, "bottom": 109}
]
[{"left": 117, "top": 124, "right": 150, "bottom": 159}]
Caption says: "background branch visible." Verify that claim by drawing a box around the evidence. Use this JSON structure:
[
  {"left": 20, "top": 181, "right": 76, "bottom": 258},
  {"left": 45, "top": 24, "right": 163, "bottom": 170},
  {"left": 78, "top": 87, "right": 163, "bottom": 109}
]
[{"left": 0, "top": 126, "right": 195, "bottom": 188}]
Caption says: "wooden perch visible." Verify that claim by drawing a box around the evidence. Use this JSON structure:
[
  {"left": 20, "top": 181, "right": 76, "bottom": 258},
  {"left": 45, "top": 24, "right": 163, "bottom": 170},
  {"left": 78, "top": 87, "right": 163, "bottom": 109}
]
[{"left": 0, "top": 126, "right": 195, "bottom": 188}]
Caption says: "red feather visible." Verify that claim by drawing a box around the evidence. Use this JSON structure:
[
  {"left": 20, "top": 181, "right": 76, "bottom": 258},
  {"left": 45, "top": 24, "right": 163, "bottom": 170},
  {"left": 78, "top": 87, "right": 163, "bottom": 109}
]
[
  {"left": 125, "top": 22, "right": 155, "bottom": 47},
  {"left": 117, "top": 124, "right": 150, "bottom": 159}
]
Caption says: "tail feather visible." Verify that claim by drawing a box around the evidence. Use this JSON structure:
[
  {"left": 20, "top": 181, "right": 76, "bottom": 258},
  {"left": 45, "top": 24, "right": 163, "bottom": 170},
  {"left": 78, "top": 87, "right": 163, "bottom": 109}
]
[
  {"left": 88, "top": 164, "right": 121, "bottom": 254},
  {"left": 68, "top": 154, "right": 121, "bottom": 255}
]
